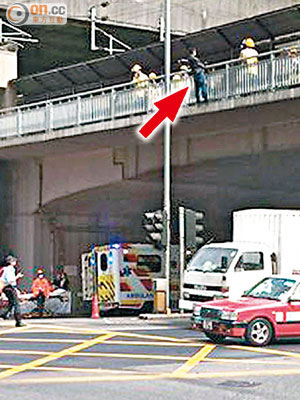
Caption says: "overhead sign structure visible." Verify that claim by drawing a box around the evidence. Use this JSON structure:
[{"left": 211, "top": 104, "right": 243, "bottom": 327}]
[
  {"left": 138, "top": 87, "right": 189, "bottom": 139},
  {"left": 0, "top": 17, "right": 39, "bottom": 88}
]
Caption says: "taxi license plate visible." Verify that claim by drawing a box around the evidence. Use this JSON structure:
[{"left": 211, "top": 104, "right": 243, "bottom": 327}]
[{"left": 203, "top": 320, "right": 213, "bottom": 330}]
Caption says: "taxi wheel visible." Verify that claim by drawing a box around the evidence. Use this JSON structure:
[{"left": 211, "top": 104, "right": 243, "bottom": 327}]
[
  {"left": 204, "top": 331, "right": 226, "bottom": 344},
  {"left": 246, "top": 318, "right": 273, "bottom": 346}
]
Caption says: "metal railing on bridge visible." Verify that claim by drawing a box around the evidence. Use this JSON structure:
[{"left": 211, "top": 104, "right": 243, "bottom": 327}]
[{"left": 0, "top": 48, "right": 299, "bottom": 139}]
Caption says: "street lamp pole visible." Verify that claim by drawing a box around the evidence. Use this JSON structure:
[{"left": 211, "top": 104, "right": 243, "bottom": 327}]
[{"left": 164, "top": 0, "right": 171, "bottom": 312}]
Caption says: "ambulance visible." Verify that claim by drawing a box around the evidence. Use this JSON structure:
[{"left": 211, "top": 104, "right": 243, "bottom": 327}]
[{"left": 81, "top": 243, "right": 179, "bottom": 312}]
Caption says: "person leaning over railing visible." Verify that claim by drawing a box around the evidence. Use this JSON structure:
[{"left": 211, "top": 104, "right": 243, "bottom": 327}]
[
  {"left": 288, "top": 47, "right": 300, "bottom": 85},
  {"left": 131, "top": 63, "right": 149, "bottom": 111},
  {"left": 172, "top": 64, "right": 191, "bottom": 104},
  {"left": 239, "top": 37, "right": 259, "bottom": 91},
  {"left": 148, "top": 72, "right": 162, "bottom": 107}
]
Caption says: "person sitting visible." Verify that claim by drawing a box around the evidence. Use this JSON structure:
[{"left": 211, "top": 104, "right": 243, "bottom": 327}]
[
  {"left": 31, "top": 268, "right": 53, "bottom": 316},
  {"left": 53, "top": 267, "right": 69, "bottom": 291}
]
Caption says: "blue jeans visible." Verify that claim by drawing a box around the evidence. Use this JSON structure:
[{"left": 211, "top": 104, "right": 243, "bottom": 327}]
[{"left": 194, "top": 70, "right": 208, "bottom": 103}]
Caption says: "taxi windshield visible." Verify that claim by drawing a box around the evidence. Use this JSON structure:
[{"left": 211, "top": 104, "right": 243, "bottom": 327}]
[
  {"left": 245, "top": 277, "right": 296, "bottom": 301},
  {"left": 187, "top": 247, "right": 238, "bottom": 273}
]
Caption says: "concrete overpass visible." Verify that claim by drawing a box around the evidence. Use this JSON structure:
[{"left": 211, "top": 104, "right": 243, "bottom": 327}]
[
  {"left": 1, "top": 0, "right": 296, "bottom": 33},
  {"left": 0, "top": 50, "right": 300, "bottom": 289}
]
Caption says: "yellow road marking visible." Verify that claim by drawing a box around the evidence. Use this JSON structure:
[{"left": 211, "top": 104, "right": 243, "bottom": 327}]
[
  {"left": 173, "top": 344, "right": 216, "bottom": 375},
  {"left": 28, "top": 323, "right": 197, "bottom": 343},
  {"left": 1, "top": 349, "right": 298, "bottom": 366},
  {"left": 0, "top": 325, "right": 31, "bottom": 335},
  {"left": 0, "top": 332, "right": 115, "bottom": 380},
  {"left": 0, "top": 350, "right": 50, "bottom": 356},
  {"left": 0, "top": 349, "right": 189, "bottom": 361},
  {"left": 207, "top": 357, "right": 300, "bottom": 365},
  {"left": 0, "top": 337, "right": 202, "bottom": 347},
  {"left": 3, "top": 373, "right": 168, "bottom": 385},
  {"left": 73, "top": 352, "right": 188, "bottom": 361},
  {"left": 228, "top": 345, "right": 300, "bottom": 359},
  {"left": 0, "top": 364, "right": 137, "bottom": 374},
  {"left": 0, "top": 338, "right": 82, "bottom": 344},
  {"left": 104, "top": 340, "right": 202, "bottom": 347}
]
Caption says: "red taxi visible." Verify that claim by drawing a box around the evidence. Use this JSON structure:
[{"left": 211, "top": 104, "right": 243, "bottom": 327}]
[{"left": 192, "top": 276, "right": 300, "bottom": 346}]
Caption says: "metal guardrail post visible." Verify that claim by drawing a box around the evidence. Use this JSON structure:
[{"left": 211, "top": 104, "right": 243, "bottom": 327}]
[
  {"left": 111, "top": 88, "right": 115, "bottom": 120},
  {"left": 271, "top": 53, "right": 275, "bottom": 90},
  {"left": 147, "top": 86, "right": 151, "bottom": 113},
  {"left": 49, "top": 101, "right": 53, "bottom": 130},
  {"left": 225, "top": 64, "right": 230, "bottom": 98},
  {"left": 17, "top": 109, "right": 22, "bottom": 136},
  {"left": 77, "top": 96, "right": 81, "bottom": 125}
]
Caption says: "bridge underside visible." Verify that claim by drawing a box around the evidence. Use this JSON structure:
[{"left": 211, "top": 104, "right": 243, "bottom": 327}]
[{"left": 40, "top": 148, "right": 300, "bottom": 266}]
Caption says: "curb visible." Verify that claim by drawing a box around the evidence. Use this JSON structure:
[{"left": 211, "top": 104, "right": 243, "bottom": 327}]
[{"left": 139, "top": 313, "right": 192, "bottom": 320}]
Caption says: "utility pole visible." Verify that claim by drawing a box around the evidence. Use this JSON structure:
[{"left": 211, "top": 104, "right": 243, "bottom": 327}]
[
  {"left": 179, "top": 206, "right": 185, "bottom": 307},
  {"left": 164, "top": 0, "right": 171, "bottom": 312}
]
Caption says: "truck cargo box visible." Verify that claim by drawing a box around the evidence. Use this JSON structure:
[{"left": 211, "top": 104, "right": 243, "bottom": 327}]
[{"left": 233, "top": 209, "right": 300, "bottom": 274}]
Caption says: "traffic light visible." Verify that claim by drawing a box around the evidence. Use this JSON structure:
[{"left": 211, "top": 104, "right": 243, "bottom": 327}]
[
  {"left": 142, "top": 209, "right": 166, "bottom": 247},
  {"left": 185, "top": 208, "right": 205, "bottom": 248}
]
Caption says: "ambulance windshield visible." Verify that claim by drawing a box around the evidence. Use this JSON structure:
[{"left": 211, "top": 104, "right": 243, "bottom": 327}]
[{"left": 187, "top": 247, "right": 238, "bottom": 273}]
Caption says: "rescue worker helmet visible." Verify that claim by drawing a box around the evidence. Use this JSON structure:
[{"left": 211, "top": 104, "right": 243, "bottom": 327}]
[
  {"left": 289, "top": 47, "right": 298, "bottom": 55},
  {"left": 131, "top": 64, "right": 142, "bottom": 72},
  {"left": 149, "top": 72, "right": 157, "bottom": 80},
  {"left": 243, "top": 37, "right": 255, "bottom": 48},
  {"left": 180, "top": 64, "right": 190, "bottom": 71}
]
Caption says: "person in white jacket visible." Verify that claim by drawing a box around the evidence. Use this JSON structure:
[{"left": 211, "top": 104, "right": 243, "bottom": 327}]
[{"left": 1, "top": 255, "right": 25, "bottom": 327}]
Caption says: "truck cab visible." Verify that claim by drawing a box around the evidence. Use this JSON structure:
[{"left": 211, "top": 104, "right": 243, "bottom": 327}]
[{"left": 179, "top": 241, "right": 274, "bottom": 311}]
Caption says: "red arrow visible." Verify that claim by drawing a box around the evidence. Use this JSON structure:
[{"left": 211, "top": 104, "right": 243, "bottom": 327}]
[{"left": 139, "top": 87, "right": 189, "bottom": 139}]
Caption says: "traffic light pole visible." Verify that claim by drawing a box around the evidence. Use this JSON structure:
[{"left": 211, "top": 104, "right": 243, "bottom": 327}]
[
  {"left": 179, "top": 206, "right": 185, "bottom": 308},
  {"left": 164, "top": 0, "right": 171, "bottom": 312}
]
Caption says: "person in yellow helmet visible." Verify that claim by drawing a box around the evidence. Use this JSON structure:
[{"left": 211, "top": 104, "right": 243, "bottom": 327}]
[
  {"left": 149, "top": 72, "right": 158, "bottom": 84},
  {"left": 131, "top": 64, "right": 149, "bottom": 89},
  {"left": 148, "top": 71, "right": 161, "bottom": 106},
  {"left": 172, "top": 63, "right": 191, "bottom": 104},
  {"left": 288, "top": 47, "right": 300, "bottom": 83},
  {"left": 131, "top": 63, "right": 149, "bottom": 111},
  {"left": 240, "top": 37, "right": 259, "bottom": 89}
]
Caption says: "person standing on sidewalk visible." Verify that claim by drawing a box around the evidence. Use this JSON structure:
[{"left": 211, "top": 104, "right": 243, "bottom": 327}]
[{"left": 1, "top": 255, "right": 25, "bottom": 327}]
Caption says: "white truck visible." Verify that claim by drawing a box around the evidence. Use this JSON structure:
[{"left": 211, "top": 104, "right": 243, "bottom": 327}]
[{"left": 179, "top": 209, "right": 300, "bottom": 311}]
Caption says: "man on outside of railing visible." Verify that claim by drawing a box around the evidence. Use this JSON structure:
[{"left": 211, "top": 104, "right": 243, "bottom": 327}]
[
  {"left": 240, "top": 37, "right": 259, "bottom": 89},
  {"left": 179, "top": 48, "right": 208, "bottom": 104}
]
